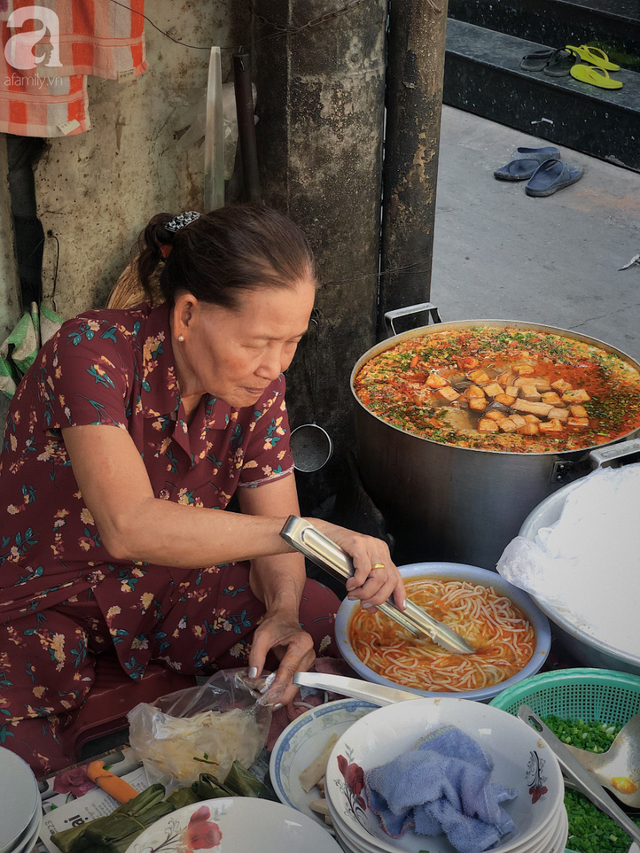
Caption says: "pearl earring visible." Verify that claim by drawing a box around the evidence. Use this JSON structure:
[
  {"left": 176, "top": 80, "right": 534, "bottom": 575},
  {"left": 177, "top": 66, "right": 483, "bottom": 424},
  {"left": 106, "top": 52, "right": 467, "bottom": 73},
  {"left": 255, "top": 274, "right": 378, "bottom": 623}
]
[{"left": 178, "top": 335, "right": 185, "bottom": 342}]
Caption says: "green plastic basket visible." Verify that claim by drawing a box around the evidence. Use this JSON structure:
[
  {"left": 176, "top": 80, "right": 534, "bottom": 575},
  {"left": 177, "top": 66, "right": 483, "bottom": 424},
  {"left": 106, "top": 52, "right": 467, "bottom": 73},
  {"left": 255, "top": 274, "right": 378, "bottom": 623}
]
[{"left": 489, "top": 667, "right": 640, "bottom": 725}]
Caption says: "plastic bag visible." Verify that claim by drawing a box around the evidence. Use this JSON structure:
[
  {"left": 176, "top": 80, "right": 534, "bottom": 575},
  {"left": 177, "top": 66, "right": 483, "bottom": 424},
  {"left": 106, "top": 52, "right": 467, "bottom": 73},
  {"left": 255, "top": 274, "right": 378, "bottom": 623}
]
[{"left": 127, "top": 668, "right": 272, "bottom": 791}]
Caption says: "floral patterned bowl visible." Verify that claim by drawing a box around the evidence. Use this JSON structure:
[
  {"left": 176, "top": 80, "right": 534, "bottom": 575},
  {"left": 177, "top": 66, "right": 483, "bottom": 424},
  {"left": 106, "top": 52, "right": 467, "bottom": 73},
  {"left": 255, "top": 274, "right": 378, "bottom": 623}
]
[
  {"left": 325, "top": 698, "right": 564, "bottom": 853},
  {"left": 124, "top": 797, "right": 342, "bottom": 853}
]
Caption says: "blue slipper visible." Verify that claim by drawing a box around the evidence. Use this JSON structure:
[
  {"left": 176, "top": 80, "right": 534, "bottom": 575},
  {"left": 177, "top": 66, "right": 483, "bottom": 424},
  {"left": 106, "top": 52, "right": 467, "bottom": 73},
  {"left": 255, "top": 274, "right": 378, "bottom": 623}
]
[
  {"left": 525, "top": 158, "right": 583, "bottom": 197},
  {"left": 494, "top": 146, "right": 561, "bottom": 181}
]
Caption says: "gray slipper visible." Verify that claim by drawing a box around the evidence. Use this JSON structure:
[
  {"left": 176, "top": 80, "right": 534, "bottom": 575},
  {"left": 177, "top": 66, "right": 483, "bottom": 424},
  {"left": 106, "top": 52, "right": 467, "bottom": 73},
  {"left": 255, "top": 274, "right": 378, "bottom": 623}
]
[
  {"left": 525, "top": 158, "right": 583, "bottom": 197},
  {"left": 494, "top": 146, "right": 561, "bottom": 181},
  {"left": 520, "top": 49, "right": 555, "bottom": 71}
]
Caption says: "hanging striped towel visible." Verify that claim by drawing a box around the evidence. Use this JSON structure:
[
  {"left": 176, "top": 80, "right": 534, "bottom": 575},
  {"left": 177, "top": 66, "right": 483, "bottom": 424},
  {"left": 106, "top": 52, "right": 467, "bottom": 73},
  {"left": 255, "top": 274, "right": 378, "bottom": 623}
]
[{"left": 1, "top": 0, "right": 147, "bottom": 137}]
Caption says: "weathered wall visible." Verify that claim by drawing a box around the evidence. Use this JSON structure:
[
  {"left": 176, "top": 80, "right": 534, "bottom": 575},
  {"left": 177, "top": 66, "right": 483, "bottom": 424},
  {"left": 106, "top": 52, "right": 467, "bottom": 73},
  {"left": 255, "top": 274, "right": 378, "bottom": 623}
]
[{"left": 35, "top": 1, "right": 247, "bottom": 319}]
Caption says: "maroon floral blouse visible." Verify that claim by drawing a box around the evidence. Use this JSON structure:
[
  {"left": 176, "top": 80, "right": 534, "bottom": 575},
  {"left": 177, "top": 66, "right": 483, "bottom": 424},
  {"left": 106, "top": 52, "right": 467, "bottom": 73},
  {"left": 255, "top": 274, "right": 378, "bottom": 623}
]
[{"left": 0, "top": 302, "right": 294, "bottom": 629}]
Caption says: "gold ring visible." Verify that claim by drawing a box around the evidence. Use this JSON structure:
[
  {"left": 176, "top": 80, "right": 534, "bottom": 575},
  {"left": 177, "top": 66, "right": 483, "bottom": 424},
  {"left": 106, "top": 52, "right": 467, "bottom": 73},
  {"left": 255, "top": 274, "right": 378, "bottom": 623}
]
[{"left": 372, "top": 563, "right": 385, "bottom": 570}]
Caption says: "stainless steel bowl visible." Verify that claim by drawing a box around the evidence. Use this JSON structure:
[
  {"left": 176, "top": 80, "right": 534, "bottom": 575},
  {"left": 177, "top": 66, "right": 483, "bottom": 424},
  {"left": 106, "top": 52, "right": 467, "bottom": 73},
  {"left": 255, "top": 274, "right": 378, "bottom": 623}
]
[{"left": 518, "top": 439, "right": 640, "bottom": 676}]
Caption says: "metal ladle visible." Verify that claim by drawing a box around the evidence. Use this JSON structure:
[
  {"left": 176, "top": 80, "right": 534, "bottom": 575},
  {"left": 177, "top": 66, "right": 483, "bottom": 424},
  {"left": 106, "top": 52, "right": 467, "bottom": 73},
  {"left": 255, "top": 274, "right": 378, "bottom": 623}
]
[{"left": 563, "top": 713, "right": 640, "bottom": 808}]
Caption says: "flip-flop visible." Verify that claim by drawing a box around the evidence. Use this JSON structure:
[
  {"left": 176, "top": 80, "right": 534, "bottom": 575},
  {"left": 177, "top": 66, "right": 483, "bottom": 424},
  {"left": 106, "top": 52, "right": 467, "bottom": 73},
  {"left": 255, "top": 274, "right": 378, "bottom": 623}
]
[
  {"left": 520, "top": 48, "right": 555, "bottom": 72},
  {"left": 570, "top": 64, "right": 623, "bottom": 89},
  {"left": 566, "top": 44, "right": 620, "bottom": 71},
  {"left": 543, "top": 48, "right": 579, "bottom": 77},
  {"left": 494, "top": 146, "right": 561, "bottom": 181},
  {"left": 525, "top": 158, "right": 583, "bottom": 197}
]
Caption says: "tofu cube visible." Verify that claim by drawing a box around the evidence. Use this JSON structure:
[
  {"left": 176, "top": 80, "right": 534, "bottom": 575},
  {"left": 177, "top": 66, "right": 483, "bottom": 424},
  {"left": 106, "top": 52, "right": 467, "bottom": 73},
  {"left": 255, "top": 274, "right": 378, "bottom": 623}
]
[
  {"left": 483, "top": 382, "right": 505, "bottom": 398},
  {"left": 518, "top": 423, "right": 539, "bottom": 435},
  {"left": 426, "top": 373, "right": 449, "bottom": 389},
  {"left": 541, "top": 392, "right": 563, "bottom": 406},
  {"left": 512, "top": 364, "right": 536, "bottom": 376},
  {"left": 496, "top": 370, "right": 515, "bottom": 385},
  {"left": 514, "top": 377, "right": 551, "bottom": 391},
  {"left": 523, "top": 414, "right": 541, "bottom": 423},
  {"left": 498, "top": 418, "right": 518, "bottom": 432},
  {"left": 562, "top": 389, "right": 590, "bottom": 404},
  {"left": 495, "top": 393, "right": 517, "bottom": 406},
  {"left": 569, "top": 404, "right": 588, "bottom": 418},
  {"left": 468, "top": 369, "right": 492, "bottom": 386},
  {"left": 509, "top": 414, "right": 526, "bottom": 428},
  {"left": 519, "top": 385, "right": 542, "bottom": 402},
  {"left": 539, "top": 418, "right": 565, "bottom": 433},
  {"left": 568, "top": 417, "right": 590, "bottom": 427},
  {"left": 505, "top": 385, "right": 520, "bottom": 398},
  {"left": 435, "top": 386, "right": 460, "bottom": 403},
  {"left": 485, "top": 410, "right": 507, "bottom": 422},
  {"left": 551, "top": 379, "right": 572, "bottom": 392},
  {"left": 464, "top": 384, "right": 485, "bottom": 399},
  {"left": 547, "top": 407, "right": 569, "bottom": 421},
  {"left": 478, "top": 418, "right": 499, "bottom": 432},
  {"left": 513, "top": 399, "right": 554, "bottom": 417},
  {"left": 468, "top": 397, "right": 487, "bottom": 412}
]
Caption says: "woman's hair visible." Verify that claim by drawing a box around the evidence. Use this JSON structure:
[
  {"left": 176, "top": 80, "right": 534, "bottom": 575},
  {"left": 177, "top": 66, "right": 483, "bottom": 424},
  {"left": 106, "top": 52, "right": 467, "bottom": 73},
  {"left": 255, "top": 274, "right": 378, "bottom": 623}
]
[{"left": 137, "top": 203, "right": 317, "bottom": 309}]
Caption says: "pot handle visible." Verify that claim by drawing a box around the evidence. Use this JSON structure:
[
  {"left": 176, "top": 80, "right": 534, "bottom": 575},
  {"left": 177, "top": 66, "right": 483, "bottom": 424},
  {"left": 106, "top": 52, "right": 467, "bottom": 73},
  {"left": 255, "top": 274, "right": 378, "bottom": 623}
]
[
  {"left": 589, "top": 437, "right": 640, "bottom": 470},
  {"left": 384, "top": 302, "right": 442, "bottom": 337}
]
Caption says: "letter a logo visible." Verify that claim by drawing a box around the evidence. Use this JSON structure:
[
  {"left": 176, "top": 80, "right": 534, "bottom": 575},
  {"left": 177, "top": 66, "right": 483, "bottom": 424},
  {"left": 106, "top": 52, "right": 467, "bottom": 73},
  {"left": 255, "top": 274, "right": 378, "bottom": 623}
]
[{"left": 4, "top": 6, "right": 63, "bottom": 71}]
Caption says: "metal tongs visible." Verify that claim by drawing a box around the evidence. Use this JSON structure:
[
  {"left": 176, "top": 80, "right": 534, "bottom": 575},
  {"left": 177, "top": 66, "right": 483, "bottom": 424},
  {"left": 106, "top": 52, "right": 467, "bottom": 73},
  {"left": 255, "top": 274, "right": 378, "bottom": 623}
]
[{"left": 280, "top": 516, "right": 474, "bottom": 655}]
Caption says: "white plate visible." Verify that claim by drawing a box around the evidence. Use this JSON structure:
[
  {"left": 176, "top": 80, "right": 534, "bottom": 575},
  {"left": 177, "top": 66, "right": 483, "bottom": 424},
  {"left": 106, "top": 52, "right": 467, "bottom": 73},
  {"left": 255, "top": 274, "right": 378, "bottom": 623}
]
[
  {"left": 0, "top": 748, "right": 40, "bottom": 853},
  {"left": 270, "top": 698, "right": 377, "bottom": 826},
  {"left": 12, "top": 815, "right": 42, "bottom": 853},
  {"left": 326, "top": 699, "right": 563, "bottom": 853},
  {"left": 125, "top": 797, "right": 343, "bottom": 853}
]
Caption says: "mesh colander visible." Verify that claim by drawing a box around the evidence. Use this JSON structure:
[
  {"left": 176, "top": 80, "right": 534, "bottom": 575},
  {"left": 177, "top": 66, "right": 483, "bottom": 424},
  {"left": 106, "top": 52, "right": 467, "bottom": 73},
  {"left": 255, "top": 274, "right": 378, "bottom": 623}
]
[{"left": 490, "top": 667, "right": 640, "bottom": 725}]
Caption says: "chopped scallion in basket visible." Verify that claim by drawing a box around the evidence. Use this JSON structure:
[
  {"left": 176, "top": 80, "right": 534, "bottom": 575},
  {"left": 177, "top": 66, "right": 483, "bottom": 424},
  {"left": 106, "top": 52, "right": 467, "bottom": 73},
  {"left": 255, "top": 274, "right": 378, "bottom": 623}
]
[{"left": 542, "top": 715, "right": 639, "bottom": 853}]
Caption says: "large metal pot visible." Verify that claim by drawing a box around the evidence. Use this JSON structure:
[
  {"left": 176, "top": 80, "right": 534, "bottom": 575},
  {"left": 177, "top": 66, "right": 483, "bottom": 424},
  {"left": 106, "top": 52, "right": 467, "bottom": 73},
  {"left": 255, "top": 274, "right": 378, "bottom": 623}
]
[{"left": 351, "top": 310, "right": 640, "bottom": 570}]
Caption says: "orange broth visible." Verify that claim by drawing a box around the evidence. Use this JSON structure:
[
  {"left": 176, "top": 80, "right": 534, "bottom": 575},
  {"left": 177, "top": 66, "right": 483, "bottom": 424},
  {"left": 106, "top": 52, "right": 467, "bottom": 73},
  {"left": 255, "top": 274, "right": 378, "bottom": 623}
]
[
  {"left": 348, "top": 578, "right": 536, "bottom": 693},
  {"left": 354, "top": 326, "right": 640, "bottom": 452}
]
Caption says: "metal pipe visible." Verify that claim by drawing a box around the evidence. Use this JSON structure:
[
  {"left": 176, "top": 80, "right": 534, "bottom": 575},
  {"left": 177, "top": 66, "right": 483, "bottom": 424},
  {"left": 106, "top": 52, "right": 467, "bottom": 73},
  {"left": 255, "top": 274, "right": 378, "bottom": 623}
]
[{"left": 233, "top": 52, "right": 261, "bottom": 201}]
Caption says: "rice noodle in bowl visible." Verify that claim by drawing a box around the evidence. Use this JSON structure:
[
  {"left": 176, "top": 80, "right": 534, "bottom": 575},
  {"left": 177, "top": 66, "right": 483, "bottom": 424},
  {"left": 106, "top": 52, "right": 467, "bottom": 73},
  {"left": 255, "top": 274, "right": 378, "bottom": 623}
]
[
  {"left": 335, "top": 563, "right": 551, "bottom": 702},
  {"left": 349, "top": 579, "right": 535, "bottom": 693}
]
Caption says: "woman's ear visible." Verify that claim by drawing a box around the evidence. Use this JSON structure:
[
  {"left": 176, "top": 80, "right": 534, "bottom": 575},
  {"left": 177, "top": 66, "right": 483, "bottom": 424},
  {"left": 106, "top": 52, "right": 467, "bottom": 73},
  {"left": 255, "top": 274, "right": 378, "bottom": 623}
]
[{"left": 172, "top": 292, "right": 199, "bottom": 341}]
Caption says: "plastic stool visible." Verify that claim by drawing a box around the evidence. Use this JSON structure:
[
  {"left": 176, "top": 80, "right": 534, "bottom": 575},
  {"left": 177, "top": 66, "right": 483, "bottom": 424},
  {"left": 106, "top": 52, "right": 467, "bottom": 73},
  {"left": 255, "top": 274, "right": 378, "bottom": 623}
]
[{"left": 61, "top": 650, "right": 196, "bottom": 762}]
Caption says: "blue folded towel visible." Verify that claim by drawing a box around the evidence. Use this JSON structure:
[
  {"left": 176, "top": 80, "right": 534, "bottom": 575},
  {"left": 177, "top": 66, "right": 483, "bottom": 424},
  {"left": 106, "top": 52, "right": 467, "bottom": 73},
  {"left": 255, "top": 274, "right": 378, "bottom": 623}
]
[{"left": 364, "top": 725, "right": 518, "bottom": 853}]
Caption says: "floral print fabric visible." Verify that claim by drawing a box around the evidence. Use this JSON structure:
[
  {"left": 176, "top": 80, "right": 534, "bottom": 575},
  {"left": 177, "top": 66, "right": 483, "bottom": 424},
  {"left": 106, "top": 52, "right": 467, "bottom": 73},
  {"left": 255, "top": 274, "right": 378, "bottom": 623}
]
[{"left": 0, "top": 301, "right": 296, "bottom": 674}]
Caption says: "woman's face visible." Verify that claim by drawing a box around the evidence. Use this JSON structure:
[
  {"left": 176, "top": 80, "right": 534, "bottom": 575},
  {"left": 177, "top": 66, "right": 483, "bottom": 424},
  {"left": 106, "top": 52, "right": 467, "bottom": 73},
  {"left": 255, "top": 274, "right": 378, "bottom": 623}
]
[{"left": 172, "top": 280, "right": 316, "bottom": 408}]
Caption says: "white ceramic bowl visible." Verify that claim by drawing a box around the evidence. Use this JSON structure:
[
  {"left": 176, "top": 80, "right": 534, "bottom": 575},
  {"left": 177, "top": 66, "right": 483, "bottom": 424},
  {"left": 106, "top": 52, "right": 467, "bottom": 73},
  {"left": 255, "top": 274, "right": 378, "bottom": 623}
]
[
  {"left": 325, "top": 698, "right": 564, "bottom": 853},
  {"left": 335, "top": 562, "right": 551, "bottom": 702},
  {"left": 269, "top": 698, "right": 377, "bottom": 826}
]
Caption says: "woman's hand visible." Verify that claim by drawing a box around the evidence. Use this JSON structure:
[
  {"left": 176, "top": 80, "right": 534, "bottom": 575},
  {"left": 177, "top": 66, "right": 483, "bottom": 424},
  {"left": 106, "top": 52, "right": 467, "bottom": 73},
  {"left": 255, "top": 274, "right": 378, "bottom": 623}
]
[
  {"left": 310, "top": 520, "right": 406, "bottom": 612},
  {"left": 247, "top": 609, "right": 316, "bottom": 707}
]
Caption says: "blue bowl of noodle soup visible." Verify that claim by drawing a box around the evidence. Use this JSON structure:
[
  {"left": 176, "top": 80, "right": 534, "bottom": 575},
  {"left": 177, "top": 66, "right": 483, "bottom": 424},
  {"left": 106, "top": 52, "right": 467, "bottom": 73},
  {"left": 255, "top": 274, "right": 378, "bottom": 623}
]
[{"left": 335, "top": 562, "right": 551, "bottom": 703}]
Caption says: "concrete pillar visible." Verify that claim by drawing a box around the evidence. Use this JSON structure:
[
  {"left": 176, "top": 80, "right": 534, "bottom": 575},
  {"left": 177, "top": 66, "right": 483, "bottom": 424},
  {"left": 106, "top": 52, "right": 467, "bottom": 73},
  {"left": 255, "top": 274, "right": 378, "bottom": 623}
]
[
  {"left": 378, "top": 0, "right": 449, "bottom": 338},
  {"left": 253, "top": 0, "right": 388, "bottom": 501},
  {"left": 0, "top": 134, "right": 22, "bottom": 426}
]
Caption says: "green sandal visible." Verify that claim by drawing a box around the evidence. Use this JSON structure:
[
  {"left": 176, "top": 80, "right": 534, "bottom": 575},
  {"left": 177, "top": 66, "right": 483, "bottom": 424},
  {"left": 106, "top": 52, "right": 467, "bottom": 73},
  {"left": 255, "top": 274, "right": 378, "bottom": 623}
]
[{"left": 566, "top": 44, "right": 620, "bottom": 71}]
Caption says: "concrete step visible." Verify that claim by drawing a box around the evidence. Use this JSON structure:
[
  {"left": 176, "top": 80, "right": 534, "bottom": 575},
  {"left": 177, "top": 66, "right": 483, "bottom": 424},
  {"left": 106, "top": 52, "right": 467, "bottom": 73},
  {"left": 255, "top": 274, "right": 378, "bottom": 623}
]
[
  {"left": 448, "top": 0, "right": 640, "bottom": 71},
  {"left": 443, "top": 19, "right": 640, "bottom": 172}
]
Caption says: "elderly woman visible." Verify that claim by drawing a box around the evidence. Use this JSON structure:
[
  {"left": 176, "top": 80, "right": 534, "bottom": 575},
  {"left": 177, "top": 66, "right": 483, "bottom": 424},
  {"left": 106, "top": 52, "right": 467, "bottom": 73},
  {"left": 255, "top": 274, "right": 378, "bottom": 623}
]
[{"left": 0, "top": 204, "right": 404, "bottom": 776}]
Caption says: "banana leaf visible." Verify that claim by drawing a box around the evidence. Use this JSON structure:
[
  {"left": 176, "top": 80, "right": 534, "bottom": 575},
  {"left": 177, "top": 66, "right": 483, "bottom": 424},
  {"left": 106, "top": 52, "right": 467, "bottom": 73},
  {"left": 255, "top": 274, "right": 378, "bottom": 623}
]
[
  {"left": 223, "top": 761, "right": 276, "bottom": 800},
  {"left": 166, "top": 786, "right": 200, "bottom": 808},
  {"left": 192, "top": 772, "right": 235, "bottom": 800},
  {"left": 81, "top": 802, "right": 174, "bottom": 849},
  {"left": 50, "top": 783, "right": 168, "bottom": 853}
]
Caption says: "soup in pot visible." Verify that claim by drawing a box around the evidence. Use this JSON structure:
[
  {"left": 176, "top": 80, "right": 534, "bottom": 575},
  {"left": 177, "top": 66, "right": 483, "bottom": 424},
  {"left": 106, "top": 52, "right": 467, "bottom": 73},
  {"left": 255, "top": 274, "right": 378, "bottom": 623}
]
[{"left": 354, "top": 326, "right": 640, "bottom": 452}]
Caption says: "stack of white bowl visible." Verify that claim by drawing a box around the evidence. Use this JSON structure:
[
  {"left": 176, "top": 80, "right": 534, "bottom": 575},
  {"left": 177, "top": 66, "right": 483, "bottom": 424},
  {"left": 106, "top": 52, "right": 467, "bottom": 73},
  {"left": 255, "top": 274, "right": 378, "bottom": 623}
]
[
  {"left": 0, "top": 747, "right": 42, "bottom": 853},
  {"left": 324, "top": 699, "right": 568, "bottom": 853}
]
